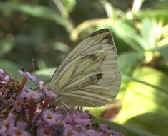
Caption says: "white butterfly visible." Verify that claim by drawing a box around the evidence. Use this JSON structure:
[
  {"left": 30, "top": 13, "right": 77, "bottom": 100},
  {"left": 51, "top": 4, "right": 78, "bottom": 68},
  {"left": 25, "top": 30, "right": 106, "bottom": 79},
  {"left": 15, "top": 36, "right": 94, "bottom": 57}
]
[{"left": 50, "top": 29, "right": 121, "bottom": 107}]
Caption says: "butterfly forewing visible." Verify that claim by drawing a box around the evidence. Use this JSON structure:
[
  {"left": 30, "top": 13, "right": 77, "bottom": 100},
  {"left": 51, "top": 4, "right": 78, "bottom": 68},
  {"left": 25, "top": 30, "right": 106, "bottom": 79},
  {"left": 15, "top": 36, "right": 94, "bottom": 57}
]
[{"left": 50, "top": 29, "right": 121, "bottom": 106}]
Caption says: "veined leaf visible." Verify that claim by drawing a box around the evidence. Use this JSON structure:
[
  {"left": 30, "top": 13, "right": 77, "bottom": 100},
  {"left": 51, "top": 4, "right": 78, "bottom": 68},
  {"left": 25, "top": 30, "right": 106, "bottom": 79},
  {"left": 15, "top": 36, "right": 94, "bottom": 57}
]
[{"left": 115, "top": 66, "right": 168, "bottom": 136}]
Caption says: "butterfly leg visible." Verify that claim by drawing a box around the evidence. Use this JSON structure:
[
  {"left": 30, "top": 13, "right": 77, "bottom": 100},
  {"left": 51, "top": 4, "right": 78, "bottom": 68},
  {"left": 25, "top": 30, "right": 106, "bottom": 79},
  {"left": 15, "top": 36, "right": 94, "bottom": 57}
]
[{"left": 76, "top": 105, "right": 83, "bottom": 111}]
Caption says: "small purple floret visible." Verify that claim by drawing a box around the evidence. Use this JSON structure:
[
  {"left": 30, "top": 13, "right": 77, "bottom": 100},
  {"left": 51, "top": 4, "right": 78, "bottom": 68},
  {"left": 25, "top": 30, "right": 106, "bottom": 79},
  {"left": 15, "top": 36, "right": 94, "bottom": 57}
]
[
  {"left": 0, "top": 69, "right": 125, "bottom": 136},
  {"left": 39, "top": 81, "right": 44, "bottom": 89},
  {"left": 18, "top": 70, "right": 37, "bottom": 81}
]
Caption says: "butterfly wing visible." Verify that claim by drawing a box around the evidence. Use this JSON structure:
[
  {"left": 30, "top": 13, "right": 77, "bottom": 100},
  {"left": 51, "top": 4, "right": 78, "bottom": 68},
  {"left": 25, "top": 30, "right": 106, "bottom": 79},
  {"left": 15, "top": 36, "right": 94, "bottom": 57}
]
[{"left": 50, "top": 29, "right": 121, "bottom": 106}]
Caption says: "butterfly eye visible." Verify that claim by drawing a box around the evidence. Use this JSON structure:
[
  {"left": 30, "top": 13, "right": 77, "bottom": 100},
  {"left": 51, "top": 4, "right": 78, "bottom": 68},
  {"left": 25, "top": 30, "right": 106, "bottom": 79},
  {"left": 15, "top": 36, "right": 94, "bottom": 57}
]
[{"left": 89, "top": 73, "right": 103, "bottom": 84}]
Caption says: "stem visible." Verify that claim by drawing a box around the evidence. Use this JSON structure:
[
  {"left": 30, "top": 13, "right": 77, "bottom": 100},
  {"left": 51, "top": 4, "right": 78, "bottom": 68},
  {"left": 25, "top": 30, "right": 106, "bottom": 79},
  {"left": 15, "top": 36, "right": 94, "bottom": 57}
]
[
  {"left": 132, "top": 0, "right": 144, "bottom": 13},
  {"left": 18, "top": 75, "right": 28, "bottom": 94}
]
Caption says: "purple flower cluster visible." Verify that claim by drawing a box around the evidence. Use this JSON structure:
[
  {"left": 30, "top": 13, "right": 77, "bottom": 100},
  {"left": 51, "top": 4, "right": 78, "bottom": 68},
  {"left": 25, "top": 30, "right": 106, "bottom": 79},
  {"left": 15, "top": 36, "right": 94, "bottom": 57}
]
[{"left": 0, "top": 69, "right": 124, "bottom": 136}]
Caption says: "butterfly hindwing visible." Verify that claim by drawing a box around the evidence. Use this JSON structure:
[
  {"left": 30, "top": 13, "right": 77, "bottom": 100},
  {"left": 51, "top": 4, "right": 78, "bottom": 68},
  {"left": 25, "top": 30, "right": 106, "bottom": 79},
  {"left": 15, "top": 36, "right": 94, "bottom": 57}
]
[{"left": 50, "top": 29, "right": 121, "bottom": 106}]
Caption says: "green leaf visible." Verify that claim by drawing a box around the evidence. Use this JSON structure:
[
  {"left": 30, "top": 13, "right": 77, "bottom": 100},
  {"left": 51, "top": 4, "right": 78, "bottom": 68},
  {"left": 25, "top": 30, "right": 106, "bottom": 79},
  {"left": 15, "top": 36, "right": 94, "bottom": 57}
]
[
  {"left": 123, "top": 75, "right": 168, "bottom": 95},
  {"left": 0, "top": 2, "right": 69, "bottom": 27},
  {"left": 117, "top": 52, "right": 144, "bottom": 99},
  {"left": 125, "top": 112, "right": 168, "bottom": 136},
  {"left": 0, "top": 59, "right": 38, "bottom": 88},
  {"left": 0, "top": 40, "right": 13, "bottom": 57},
  {"left": 62, "top": 0, "right": 76, "bottom": 13},
  {"left": 136, "top": 9, "right": 168, "bottom": 23},
  {"left": 118, "top": 52, "right": 144, "bottom": 75},
  {"left": 84, "top": 106, "right": 106, "bottom": 118},
  {"left": 33, "top": 68, "right": 55, "bottom": 83},
  {"left": 115, "top": 66, "right": 168, "bottom": 136},
  {"left": 94, "top": 118, "right": 156, "bottom": 136},
  {"left": 111, "top": 20, "right": 144, "bottom": 51},
  {"left": 0, "top": 59, "right": 20, "bottom": 77},
  {"left": 140, "top": 18, "right": 155, "bottom": 49},
  {"left": 157, "top": 45, "right": 168, "bottom": 61},
  {"left": 154, "top": 1, "right": 168, "bottom": 9}
]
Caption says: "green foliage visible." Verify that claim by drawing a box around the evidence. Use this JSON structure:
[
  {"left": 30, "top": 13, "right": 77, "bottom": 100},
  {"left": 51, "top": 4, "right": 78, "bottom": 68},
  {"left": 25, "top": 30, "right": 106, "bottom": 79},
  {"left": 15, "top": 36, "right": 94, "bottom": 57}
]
[
  {"left": 109, "top": 20, "right": 144, "bottom": 52},
  {"left": 0, "top": 59, "right": 19, "bottom": 76},
  {"left": 136, "top": 9, "right": 168, "bottom": 23},
  {"left": 158, "top": 45, "right": 168, "bottom": 61},
  {"left": 0, "top": 2, "right": 69, "bottom": 27},
  {"left": 116, "top": 67, "right": 168, "bottom": 136},
  {"left": 0, "top": 0, "right": 168, "bottom": 136},
  {"left": 33, "top": 68, "right": 55, "bottom": 83},
  {"left": 0, "top": 40, "right": 13, "bottom": 57},
  {"left": 62, "top": 0, "right": 76, "bottom": 13},
  {"left": 94, "top": 118, "right": 156, "bottom": 136},
  {"left": 125, "top": 112, "right": 168, "bottom": 136},
  {"left": 118, "top": 52, "right": 144, "bottom": 75}
]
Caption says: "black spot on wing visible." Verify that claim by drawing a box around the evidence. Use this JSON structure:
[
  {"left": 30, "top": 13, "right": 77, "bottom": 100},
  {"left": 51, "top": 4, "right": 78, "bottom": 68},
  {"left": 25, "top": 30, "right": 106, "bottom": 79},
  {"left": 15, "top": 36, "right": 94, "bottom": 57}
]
[{"left": 96, "top": 73, "right": 102, "bottom": 80}]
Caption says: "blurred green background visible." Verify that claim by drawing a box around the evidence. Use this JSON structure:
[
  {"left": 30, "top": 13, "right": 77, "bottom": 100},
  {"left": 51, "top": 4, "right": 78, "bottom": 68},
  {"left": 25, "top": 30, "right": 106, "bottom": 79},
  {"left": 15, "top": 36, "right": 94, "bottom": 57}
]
[{"left": 0, "top": 0, "right": 168, "bottom": 136}]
